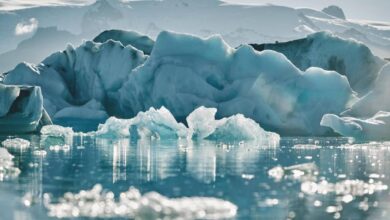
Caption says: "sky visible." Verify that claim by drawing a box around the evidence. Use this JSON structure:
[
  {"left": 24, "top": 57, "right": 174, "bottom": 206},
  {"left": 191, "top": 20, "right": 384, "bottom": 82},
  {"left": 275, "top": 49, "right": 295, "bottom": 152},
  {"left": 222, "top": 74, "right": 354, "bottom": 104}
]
[{"left": 0, "top": 0, "right": 389, "bottom": 22}]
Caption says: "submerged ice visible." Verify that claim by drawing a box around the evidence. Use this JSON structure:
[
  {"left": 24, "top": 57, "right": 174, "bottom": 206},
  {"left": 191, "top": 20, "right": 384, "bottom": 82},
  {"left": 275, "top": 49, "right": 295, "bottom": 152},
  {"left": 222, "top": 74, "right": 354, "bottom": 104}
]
[{"left": 45, "top": 184, "right": 237, "bottom": 219}]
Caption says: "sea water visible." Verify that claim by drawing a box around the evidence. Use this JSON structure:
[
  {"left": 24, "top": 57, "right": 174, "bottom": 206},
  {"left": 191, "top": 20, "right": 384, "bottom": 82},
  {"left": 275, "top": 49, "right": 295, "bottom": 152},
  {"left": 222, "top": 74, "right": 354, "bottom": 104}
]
[{"left": 0, "top": 135, "right": 390, "bottom": 219}]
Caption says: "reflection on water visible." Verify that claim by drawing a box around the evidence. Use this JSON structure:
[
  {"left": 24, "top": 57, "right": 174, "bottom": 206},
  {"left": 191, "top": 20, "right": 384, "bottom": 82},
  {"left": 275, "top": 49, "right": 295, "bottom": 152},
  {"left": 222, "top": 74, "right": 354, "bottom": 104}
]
[{"left": 1, "top": 136, "right": 390, "bottom": 219}]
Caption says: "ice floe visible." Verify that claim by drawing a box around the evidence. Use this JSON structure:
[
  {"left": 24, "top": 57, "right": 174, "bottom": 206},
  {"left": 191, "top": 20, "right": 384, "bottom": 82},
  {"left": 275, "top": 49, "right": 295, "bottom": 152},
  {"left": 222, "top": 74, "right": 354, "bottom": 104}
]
[
  {"left": 45, "top": 184, "right": 237, "bottom": 219},
  {"left": 2, "top": 138, "right": 30, "bottom": 149}
]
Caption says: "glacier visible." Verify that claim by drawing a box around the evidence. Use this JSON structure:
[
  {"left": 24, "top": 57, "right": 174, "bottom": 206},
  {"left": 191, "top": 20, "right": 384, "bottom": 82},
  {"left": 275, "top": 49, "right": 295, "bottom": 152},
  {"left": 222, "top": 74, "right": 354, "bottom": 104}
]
[
  {"left": 251, "top": 32, "right": 386, "bottom": 95},
  {"left": 3, "top": 31, "right": 357, "bottom": 136},
  {"left": 0, "top": 84, "right": 51, "bottom": 133}
]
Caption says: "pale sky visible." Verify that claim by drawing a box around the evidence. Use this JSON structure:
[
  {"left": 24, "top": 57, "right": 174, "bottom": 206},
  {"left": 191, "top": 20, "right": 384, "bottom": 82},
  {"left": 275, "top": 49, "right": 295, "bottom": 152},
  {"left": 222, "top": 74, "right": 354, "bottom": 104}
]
[{"left": 0, "top": 0, "right": 389, "bottom": 22}]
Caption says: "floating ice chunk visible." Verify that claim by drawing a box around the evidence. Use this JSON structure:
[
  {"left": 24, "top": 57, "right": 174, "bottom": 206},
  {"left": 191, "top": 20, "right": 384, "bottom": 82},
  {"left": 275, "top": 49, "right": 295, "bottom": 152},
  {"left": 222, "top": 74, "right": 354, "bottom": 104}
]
[
  {"left": 187, "top": 107, "right": 280, "bottom": 143},
  {"left": 321, "top": 111, "right": 390, "bottom": 141},
  {"left": 0, "top": 148, "right": 21, "bottom": 181},
  {"left": 205, "top": 114, "right": 280, "bottom": 144},
  {"left": 96, "top": 107, "right": 188, "bottom": 139},
  {"left": 268, "top": 166, "right": 285, "bottom": 182},
  {"left": 40, "top": 125, "right": 74, "bottom": 147},
  {"left": 2, "top": 138, "right": 30, "bottom": 149},
  {"left": 130, "top": 107, "right": 188, "bottom": 140},
  {"left": 45, "top": 184, "right": 237, "bottom": 219},
  {"left": 268, "top": 163, "right": 318, "bottom": 182},
  {"left": 41, "top": 125, "right": 74, "bottom": 137},
  {"left": 187, "top": 107, "right": 219, "bottom": 140},
  {"left": 95, "top": 117, "right": 132, "bottom": 138}
]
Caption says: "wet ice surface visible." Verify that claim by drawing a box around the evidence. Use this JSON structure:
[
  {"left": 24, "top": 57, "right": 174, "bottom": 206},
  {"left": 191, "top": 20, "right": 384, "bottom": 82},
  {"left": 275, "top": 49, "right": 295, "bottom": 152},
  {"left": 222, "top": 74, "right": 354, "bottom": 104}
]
[{"left": 2, "top": 135, "right": 390, "bottom": 219}]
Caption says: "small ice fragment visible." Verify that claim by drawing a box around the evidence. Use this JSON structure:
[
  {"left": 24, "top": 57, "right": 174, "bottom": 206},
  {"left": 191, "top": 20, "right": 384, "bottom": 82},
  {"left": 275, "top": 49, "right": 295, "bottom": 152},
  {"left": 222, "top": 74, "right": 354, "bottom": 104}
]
[
  {"left": 342, "top": 195, "right": 354, "bottom": 203},
  {"left": 268, "top": 166, "right": 284, "bottom": 182},
  {"left": 241, "top": 174, "right": 255, "bottom": 180},
  {"left": 2, "top": 138, "right": 30, "bottom": 149}
]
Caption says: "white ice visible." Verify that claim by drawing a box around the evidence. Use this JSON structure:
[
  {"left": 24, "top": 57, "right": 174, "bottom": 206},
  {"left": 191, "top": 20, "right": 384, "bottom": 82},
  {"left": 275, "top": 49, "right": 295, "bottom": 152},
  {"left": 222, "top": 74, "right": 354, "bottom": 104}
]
[{"left": 0, "top": 148, "right": 20, "bottom": 181}]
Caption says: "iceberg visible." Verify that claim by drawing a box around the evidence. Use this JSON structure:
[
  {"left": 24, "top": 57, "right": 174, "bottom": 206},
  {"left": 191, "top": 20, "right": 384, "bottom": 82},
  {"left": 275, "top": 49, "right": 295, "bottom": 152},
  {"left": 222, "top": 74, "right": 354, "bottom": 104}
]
[
  {"left": 93, "top": 29, "right": 155, "bottom": 55},
  {"left": 250, "top": 32, "right": 386, "bottom": 95},
  {"left": 4, "top": 31, "right": 356, "bottom": 136},
  {"left": 45, "top": 184, "right": 237, "bottom": 219},
  {"left": 40, "top": 125, "right": 74, "bottom": 147},
  {"left": 321, "top": 111, "right": 390, "bottom": 141},
  {"left": 96, "top": 107, "right": 188, "bottom": 140},
  {"left": 0, "top": 84, "right": 51, "bottom": 133},
  {"left": 187, "top": 106, "right": 280, "bottom": 144},
  {"left": 118, "top": 31, "right": 356, "bottom": 136},
  {"left": 3, "top": 39, "right": 147, "bottom": 130}
]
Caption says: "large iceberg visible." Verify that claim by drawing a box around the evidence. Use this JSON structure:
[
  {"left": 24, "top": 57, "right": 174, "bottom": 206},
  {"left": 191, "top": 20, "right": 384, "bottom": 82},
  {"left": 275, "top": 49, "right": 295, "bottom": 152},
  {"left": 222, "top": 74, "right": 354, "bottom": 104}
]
[
  {"left": 250, "top": 32, "right": 386, "bottom": 95},
  {"left": 3, "top": 39, "right": 147, "bottom": 130},
  {"left": 118, "top": 31, "right": 356, "bottom": 136},
  {"left": 4, "top": 31, "right": 356, "bottom": 136},
  {"left": 0, "top": 84, "right": 51, "bottom": 133}
]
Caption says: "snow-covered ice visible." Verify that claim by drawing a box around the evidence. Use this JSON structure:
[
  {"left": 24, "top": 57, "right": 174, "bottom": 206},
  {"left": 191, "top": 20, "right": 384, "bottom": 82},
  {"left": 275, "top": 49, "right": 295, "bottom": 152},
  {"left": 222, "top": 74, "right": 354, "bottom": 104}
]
[
  {"left": 45, "top": 184, "right": 238, "bottom": 219},
  {"left": 40, "top": 125, "right": 74, "bottom": 147}
]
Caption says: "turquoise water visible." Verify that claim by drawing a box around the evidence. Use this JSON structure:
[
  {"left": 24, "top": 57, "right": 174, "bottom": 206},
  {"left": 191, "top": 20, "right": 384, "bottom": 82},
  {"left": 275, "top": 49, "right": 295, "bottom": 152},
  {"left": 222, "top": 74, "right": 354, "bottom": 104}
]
[{"left": 1, "top": 135, "right": 390, "bottom": 219}]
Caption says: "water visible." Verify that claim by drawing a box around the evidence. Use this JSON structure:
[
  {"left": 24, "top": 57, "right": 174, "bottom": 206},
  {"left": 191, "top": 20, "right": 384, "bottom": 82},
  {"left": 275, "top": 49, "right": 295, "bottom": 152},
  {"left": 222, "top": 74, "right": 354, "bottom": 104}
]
[{"left": 1, "top": 135, "right": 390, "bottom": 219}]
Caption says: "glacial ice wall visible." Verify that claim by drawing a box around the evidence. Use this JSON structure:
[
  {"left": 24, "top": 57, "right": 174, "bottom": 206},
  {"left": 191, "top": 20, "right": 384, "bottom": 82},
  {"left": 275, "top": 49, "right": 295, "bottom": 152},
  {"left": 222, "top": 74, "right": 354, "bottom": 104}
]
[{"left": 251, "top": 32, "right": 386, "bottom": 95}]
